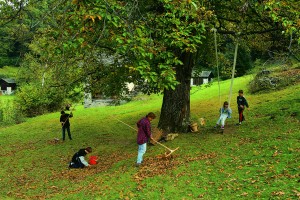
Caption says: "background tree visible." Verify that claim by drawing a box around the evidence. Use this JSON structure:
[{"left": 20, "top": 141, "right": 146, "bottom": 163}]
[
  {"left": 54, "top": 0, "right": 213, "bottom": 132},
  {"left": 8, "top": 0, "right": 300, "bottom": 130},
  {"left": 0, "top": 0, "right": 35, "bottom": 67}
]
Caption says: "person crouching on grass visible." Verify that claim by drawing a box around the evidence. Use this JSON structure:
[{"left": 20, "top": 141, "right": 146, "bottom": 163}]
[
  {"left": 69, "top": 147, "right": 92, "bottom": 169},
  {"left": 136, "top": 112, "right": 156, "bottom": 167},
  {"left": 214, "top": 101, "right": 232, "bottom": 130}
]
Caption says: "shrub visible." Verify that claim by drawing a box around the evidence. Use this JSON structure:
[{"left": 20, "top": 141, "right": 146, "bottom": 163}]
[
  {"left": 0, "top": 100, "right": 25, "bottom": 126},
  {"left": 248, "top": 76, "right": 278, "bottom": 93},
  {"left": 14, "top": 83, "right": 64, "bottom": 117},
  {"left": 249, "top": 67, "right": 300, "bottom": 94}
]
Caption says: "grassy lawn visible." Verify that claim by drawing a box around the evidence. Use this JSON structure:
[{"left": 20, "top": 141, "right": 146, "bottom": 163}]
[
  {"left": 0, "top": 75, "right": 299, "bottom": 199},
  {"left": 0, "top": 95, "right": 15, "bottom": 101},
  {"left": 0, "top": 95, "right": 18, "bottom": 126}
]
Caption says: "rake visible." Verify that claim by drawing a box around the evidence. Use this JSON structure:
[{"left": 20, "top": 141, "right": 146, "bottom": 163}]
[
  {"left": 112, "top": 116, "right": 179, "bottom": 157},
  {"left": 61, "top": 104, "right": 78, "bottom": 126}
]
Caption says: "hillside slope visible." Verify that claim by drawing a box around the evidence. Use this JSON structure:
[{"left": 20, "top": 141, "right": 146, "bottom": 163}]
[{"left": 0, "top": 75, "right": 299, "bottom": 199}]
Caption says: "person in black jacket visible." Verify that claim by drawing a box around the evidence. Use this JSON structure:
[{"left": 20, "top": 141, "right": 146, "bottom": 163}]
[
  {"left": 236, "top": 90, "right": 249, "bottom": 125},
  {"left": 60, "top": 111, "right": 73, "bottom": 141},
  {"left": 69, "top": 147, "right": 92, "bottom": 168}
]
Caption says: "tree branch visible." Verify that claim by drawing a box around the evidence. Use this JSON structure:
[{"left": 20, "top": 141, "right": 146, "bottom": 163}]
[
  {"left": 0, "top": 0, "right": 25, "bottom": 26},
  {"left": 216, "top": 27, "right": 281, "bottom": 36}
]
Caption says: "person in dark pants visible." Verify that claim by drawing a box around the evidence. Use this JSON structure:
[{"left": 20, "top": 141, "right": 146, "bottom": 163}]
[
  {"left": 236, "top": 90, "right": 249, "bottom": 125},
  {"left": 69, "top": 147, "right": 92, "bottom": 168},
  {"left": 60, "top": 111, "right": 73, "bottom": 141}
]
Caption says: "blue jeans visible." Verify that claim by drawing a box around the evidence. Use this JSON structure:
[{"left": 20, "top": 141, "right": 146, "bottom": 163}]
[
  {"left": 62, "top": 126, "right": 72, "bottom": 140},
  {"left": 137, "top": 143, "right": 147, "bottom": 164},
  {"left": 216, "top": 114, "right": 228, "bottom": 128}
]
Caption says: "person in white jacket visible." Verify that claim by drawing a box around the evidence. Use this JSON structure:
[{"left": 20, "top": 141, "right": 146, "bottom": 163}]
[{"left": 214, "top": 101, "right": 232, "bottom": 130}]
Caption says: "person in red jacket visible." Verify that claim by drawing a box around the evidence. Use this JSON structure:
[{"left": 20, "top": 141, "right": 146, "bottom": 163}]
[{"left": 136, "top": 112, "right": 156, "bottom": 167}]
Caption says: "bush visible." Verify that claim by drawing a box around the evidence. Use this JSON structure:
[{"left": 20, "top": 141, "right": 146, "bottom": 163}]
[
  {"left": 0, "top": 100, "right": 25, "bottom": 126},
  {"left": 14, "top": 84, "right": 65, "bottom": 117},
  {"left": 248, "top": 76, "right": 278, "bottom": 93},
  {"left": 249, "top": 67, "right": 300, "bottom": 94}
]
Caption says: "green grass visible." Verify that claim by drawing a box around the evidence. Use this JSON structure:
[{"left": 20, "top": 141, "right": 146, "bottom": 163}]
[
  {"left": 0, "top": 66, "right": 18, "bottom": 126},
  {"left": 0, "top": 95, "right": 15, "bottom": 101},
  {"left": 0, "top": 74, "right": 299, "bottom": 199},
  {"left": 0, "top": 95, "right": 20, "bottom": 126}
]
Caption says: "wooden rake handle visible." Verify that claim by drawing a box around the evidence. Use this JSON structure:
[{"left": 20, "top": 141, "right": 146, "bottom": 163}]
[
  {"left": 111, "top": 115, "right": 179, "bottom": 153},
  {"left": 111, "top": 115, "right": 136, "bottom": 131},
  {"left": 151, "top": 138, "right": 172, "bottom": 151},
  {"left": 61, "top": 104, "right": 78, "bottom": 126}
]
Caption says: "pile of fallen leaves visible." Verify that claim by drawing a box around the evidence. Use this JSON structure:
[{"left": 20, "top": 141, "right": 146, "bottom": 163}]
[
  {"left": 134, "top": 154, "right": 181, "bottom": 182},
  {"left": 134, "top": 152, "right": 217, "bottom": 182},
  {"left": 53, "top": 152, "right": 134, "bottom": 181},
  {"left": 47, "top": 138, "right": 60, "bottom": 145}
]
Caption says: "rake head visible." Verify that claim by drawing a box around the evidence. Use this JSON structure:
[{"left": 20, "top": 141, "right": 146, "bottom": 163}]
[{"left": 164, "top": 147, "right": 179, "bottom": 157}]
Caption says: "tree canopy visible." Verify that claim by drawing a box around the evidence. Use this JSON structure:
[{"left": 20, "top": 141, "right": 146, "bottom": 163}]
[{"left": 1, "top": 0, "right": 299, "bottom": 131}]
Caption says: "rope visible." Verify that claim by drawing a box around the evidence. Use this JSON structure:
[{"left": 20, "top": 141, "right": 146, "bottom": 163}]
[
  {"left": 228, "top": 42, "right": 239, "bottom": 107},
  {"left": 213, "top": 28, "right": 239, "bottom": 108},
  {"left": 213, "top": 28, "right": 222, "bottom": 109}
]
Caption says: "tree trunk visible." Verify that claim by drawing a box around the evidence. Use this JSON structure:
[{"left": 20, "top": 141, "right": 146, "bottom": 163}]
[{"left": 158, "top": 52, "right": 194, "bottom": 133}]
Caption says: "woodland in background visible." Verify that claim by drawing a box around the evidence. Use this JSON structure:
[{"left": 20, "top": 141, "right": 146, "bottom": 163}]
[{"left": 0, "top": 0, "right": 299, "bottom": 132}]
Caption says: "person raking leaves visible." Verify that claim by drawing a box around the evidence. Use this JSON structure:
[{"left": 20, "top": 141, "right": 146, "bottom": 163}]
[
  {"left": 60, "top": 110, "right": 73, "bottom": 141},
  {"left": 136, "top": 112, "right": 156, "bottom": 167}
]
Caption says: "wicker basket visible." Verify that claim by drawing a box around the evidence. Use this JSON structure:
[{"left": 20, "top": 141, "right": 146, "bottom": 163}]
[
  {"left": 190, "top": 122, "right": 199, "bottom": 132},
  {"left": 150, "top": 127, "right": 163, "bottom": 145}
]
